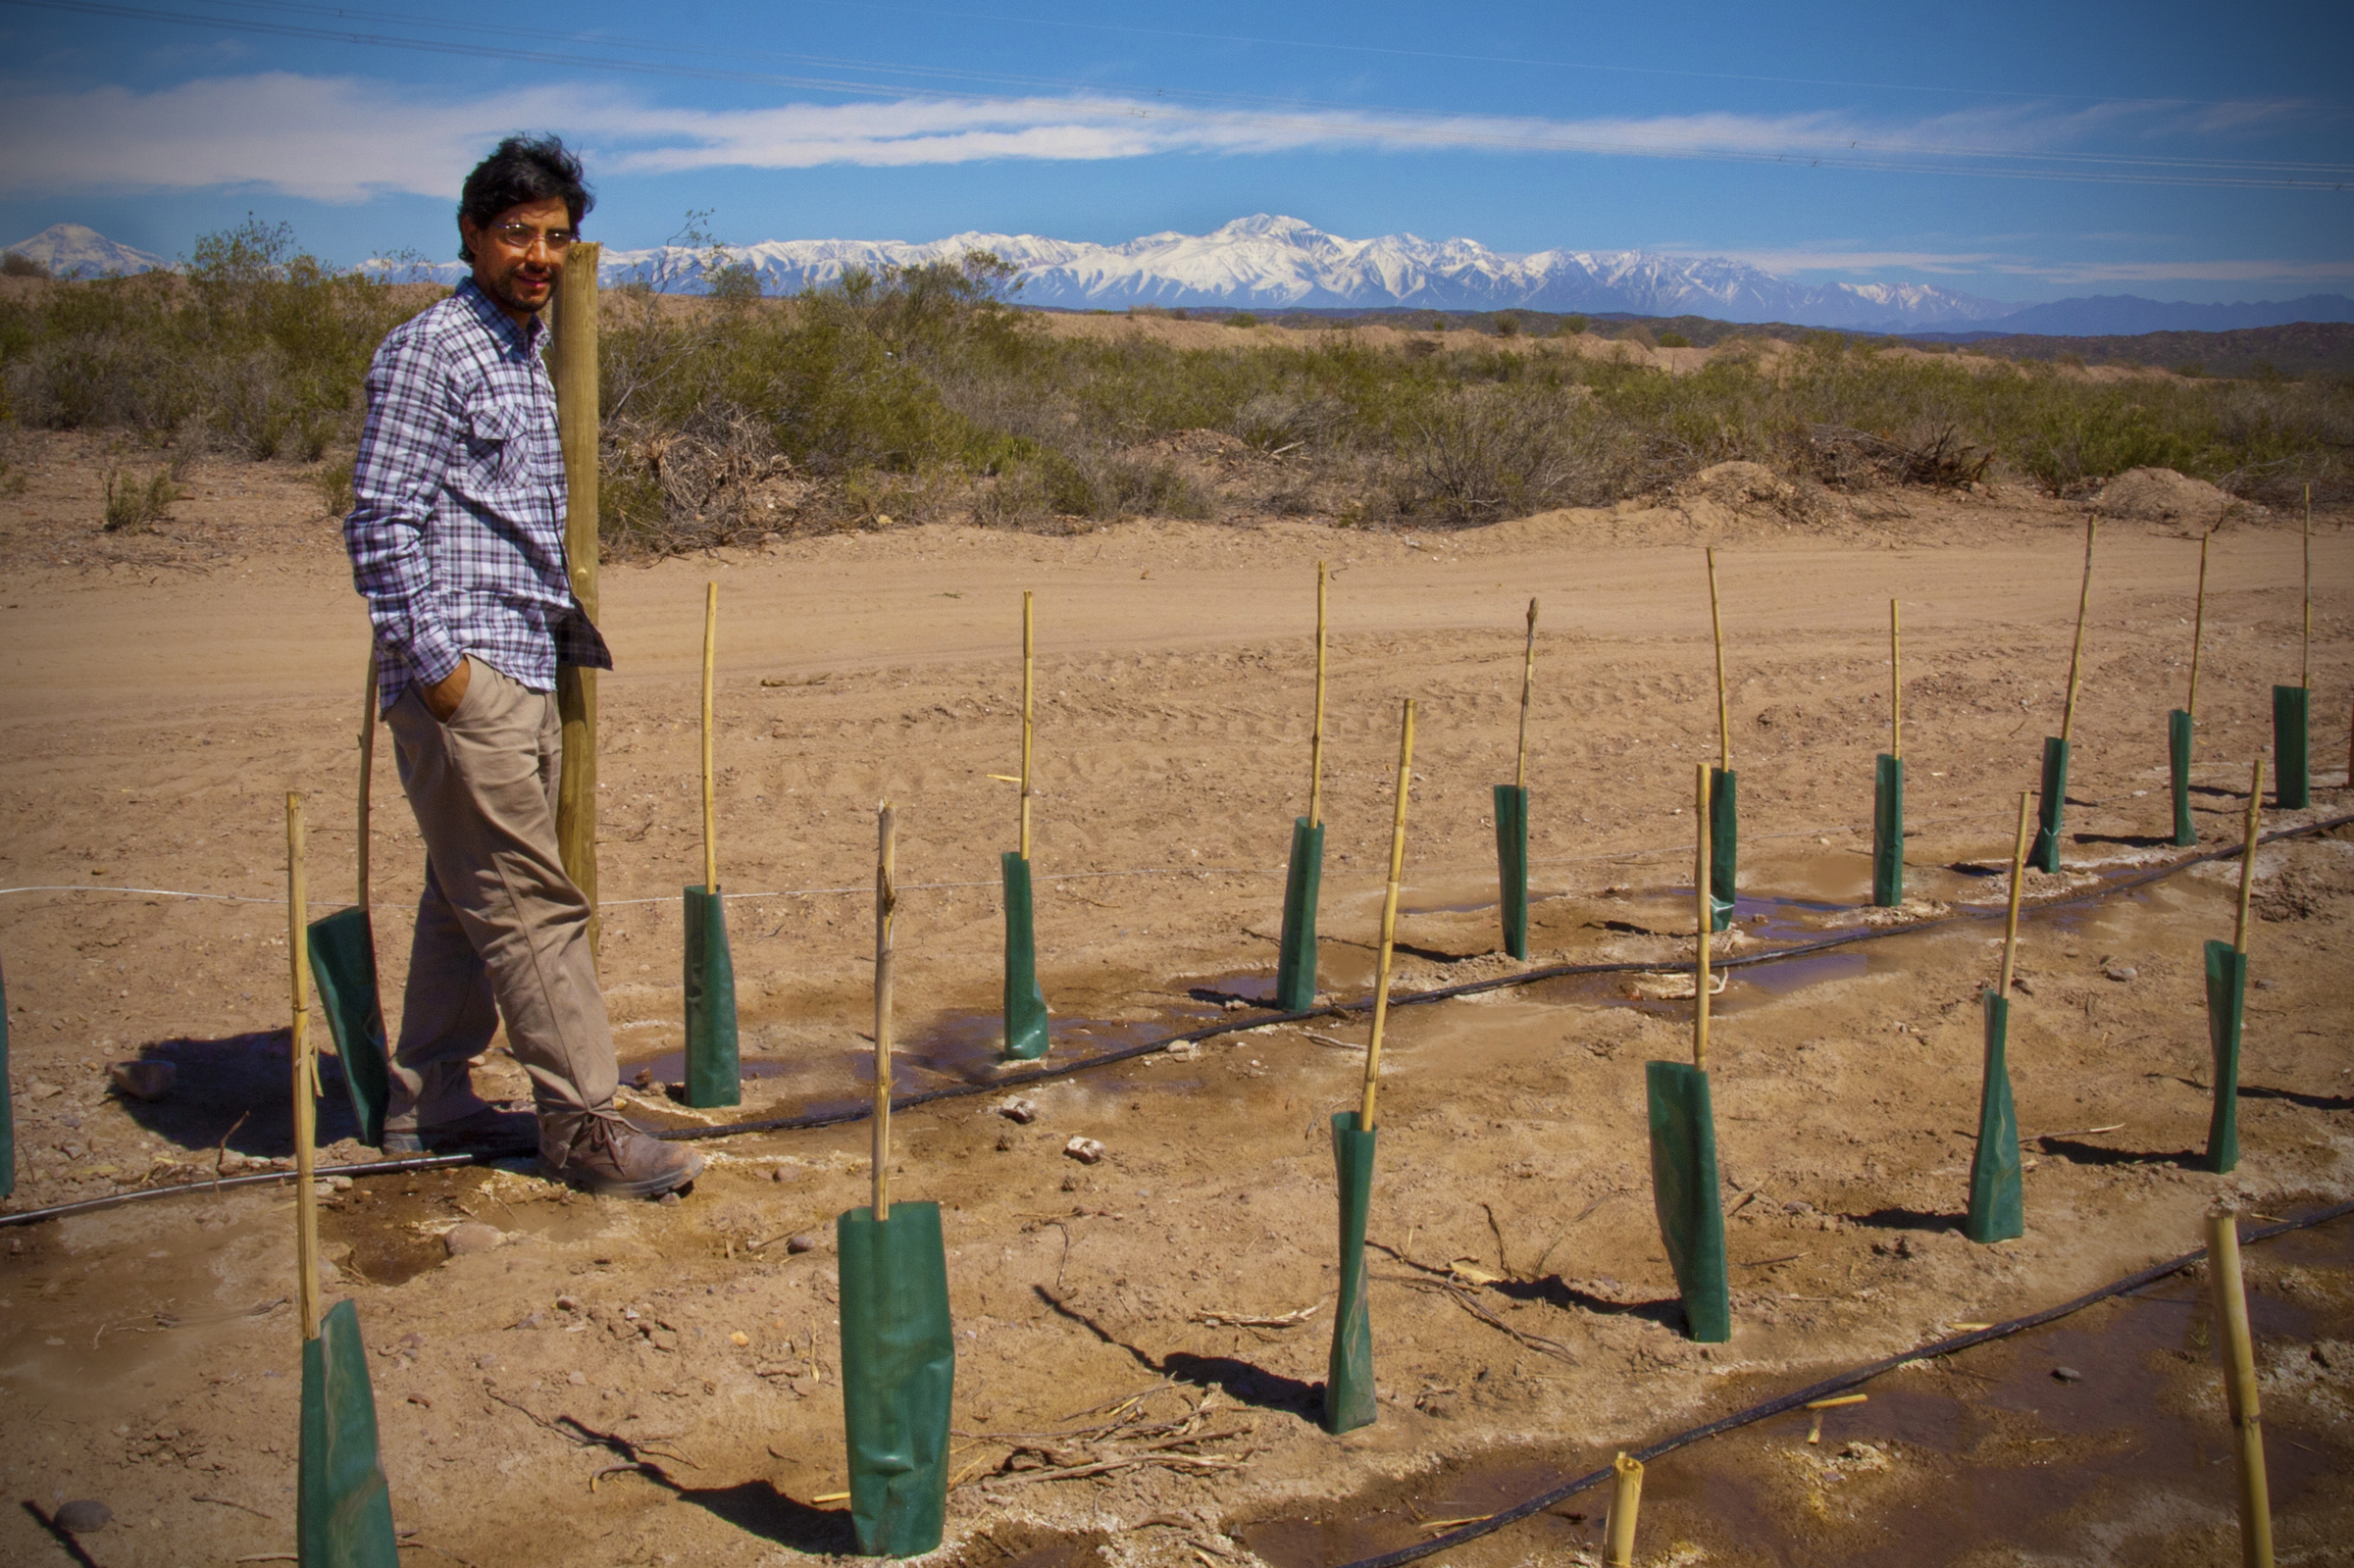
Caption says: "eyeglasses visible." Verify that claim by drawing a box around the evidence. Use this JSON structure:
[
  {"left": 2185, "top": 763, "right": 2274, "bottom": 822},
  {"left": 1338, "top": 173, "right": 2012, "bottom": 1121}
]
[{"left": 485, "top": 222, "right": 579, "bottom": 254}]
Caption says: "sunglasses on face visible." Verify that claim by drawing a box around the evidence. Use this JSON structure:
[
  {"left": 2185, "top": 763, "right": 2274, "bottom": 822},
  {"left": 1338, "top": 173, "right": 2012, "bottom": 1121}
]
[{"left": 485, "top": 222, "right": 579, "bottom": 254}]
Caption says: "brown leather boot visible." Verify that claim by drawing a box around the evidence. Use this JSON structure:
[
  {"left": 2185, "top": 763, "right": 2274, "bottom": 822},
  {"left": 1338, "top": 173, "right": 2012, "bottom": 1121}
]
[{"left": 539, "top": 1109, "right": 704, "bottom": 1198}]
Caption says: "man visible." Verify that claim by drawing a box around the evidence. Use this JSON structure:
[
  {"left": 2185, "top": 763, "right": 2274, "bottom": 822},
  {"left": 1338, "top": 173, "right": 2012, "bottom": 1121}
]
[{"left": 345, "top": 133, "right": 701, "bottom": 1198}]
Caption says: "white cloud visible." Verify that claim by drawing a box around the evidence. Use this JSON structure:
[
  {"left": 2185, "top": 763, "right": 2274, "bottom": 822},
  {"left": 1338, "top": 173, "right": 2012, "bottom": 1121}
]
[{"left": 0, "top": 71, "right": 2327, "bottom": 200}]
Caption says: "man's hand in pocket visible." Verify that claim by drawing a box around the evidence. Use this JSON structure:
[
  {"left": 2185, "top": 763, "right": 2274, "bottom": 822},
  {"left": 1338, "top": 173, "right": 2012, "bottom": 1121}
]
[{"left": 422, "top": 658, "right": 472, "bottom": 721}]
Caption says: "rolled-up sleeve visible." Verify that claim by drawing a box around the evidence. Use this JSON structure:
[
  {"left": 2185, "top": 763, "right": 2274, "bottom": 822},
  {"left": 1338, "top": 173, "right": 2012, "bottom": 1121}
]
[{"left": 347, "top": 329, "right": 464, "bottom": 690}]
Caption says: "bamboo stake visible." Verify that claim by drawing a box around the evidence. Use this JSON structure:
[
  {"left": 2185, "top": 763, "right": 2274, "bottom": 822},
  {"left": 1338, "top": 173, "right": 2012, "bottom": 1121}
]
[
  {"left": 1514, "top": 597, "right": 1539, "bottom": 789},
  {"left": 2235, "top": 759, "right": 2263, "bottom": 954},
  {"left": 356, "top": 646, "right": 377, "bottom": 912},
  {"left": 1695, "top": 763, "right": 1713, "bottom": 1070},
  {"left": 2060, "top": 518, "right": 2096, "bottom": 746},
  {"left": 2188, "top": 530, "right": 2212, "bottom": 720},
  {"left": 2301, "top": 483, "right": 2312, "bottom": 691},
  {"left": 1309, "top": 561, "right": 1328, "bottom": 828},
  {"left": 287, "top": 791, "right": 320, "bottom": 1342},
  {"left": 1707, "top": 548, "right": 1731, "bottom": 772},
  {"left": 1019, "top": 590, "right": 1035, "bottom": 860},
  {"left": 873, "top": 804, "right": 897, "bottom": 1221},
  {"left": 1889, "top": 598, "right": 1902, "bottom": 762},
  {"left": 1358, "top": 699, "right": 1415, "bottom": 1131},
  {"left": 1603, "top": 1451, "right": 1644, "bottom": 1568},
  {"left": 701, "top": 581, "right": 719, "bottom": 894},
  {"left": 2204, "top": 1207, "right": 2275, "bottom": 1568},
  {"left": 2000, "top": 790, "right": 2032, "bottom": 996}
]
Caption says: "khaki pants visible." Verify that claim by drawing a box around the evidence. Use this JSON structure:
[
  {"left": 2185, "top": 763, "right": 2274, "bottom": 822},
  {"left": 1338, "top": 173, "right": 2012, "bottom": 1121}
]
[{"left": 384, "top": 658, "right": 616, "bottom": 1124}]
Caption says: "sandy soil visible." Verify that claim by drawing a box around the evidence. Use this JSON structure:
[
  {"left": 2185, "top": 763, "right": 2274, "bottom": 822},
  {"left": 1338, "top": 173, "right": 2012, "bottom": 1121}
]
[{"left": 0, "top": 430, "right": 2350, "bottom": 1566}]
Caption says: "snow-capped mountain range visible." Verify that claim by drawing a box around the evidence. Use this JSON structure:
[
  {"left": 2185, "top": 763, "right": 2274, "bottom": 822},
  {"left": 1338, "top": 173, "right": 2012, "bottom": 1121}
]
[
  {"left": 15, "top": 216, "right": 2350, "bottom": 336},
  {"left": 4, "top": 223, "right": 170, "bottom": 278},
  {"left": 541, "top": 214, "right": 2022, "bottom": 331}
]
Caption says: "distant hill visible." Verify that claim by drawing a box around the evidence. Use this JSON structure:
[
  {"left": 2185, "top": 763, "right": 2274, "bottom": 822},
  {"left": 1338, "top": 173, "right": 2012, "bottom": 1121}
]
[
  {"left": 2, "top": 223, "right": 168, "bottom": 278},
  {"left": 1962, "top": 293, "right": 2354, "bottom": 337},
  {"left": 1934, "top": 321, "right": 2354, "bottom": 380}
]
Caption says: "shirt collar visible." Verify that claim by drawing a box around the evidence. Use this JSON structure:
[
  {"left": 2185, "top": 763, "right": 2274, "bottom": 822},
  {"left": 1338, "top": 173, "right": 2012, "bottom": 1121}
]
[{"left": 454, "top": 276, "right": 544, "bottom": 356}]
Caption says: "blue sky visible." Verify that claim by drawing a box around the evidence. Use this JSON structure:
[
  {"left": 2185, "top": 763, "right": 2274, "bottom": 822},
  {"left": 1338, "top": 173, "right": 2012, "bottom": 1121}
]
[{"left": 1, "top": 0, "right": 2348, "bottom": 303}]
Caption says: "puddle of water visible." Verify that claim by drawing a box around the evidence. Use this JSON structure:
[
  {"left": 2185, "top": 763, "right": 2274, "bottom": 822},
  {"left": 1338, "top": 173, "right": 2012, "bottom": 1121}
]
[
  {"left": 1216, "top": 1214, "right": 2354, "bottom": 1568},
  {"left": 620, "top": 1003, "right": 1221, "bottom": 1124}
]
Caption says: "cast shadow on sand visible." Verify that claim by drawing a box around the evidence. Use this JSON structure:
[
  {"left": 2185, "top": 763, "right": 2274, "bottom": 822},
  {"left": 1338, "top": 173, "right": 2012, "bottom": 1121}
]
[
  {"left": 1034, "top": 1286, "right": 1323, "bottom": 1421},
  {"left": 108, "top": 1029, "right": 369, "bottom": 1159}
]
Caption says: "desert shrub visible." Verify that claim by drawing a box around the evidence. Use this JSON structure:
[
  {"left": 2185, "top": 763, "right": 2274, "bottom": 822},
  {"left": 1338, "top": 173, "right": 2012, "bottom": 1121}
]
[
  {"left": 0, "top": 218, "right": 420, "bottom": 456},
  {"left": 2, "top": 251, "right": 47, "bottom": 278},
  {"left": 1657, "top": 331, "right": 1692, "bottom": 348},
  {"left": 102, "top": 464, "right": 180, "bottom": 531},
  {"left": 1224, "top": 312, "right": 1259, "bottom": 329}
]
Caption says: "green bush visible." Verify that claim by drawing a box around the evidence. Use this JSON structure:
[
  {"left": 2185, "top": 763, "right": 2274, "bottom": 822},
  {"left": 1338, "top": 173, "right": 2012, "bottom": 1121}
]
[
  {"left": 11, "top": 228, "right": 2352, "bottom": 545},
  {"left": 0, "top": 217, "right": 421, "bottom": 458},
  {"left": 1657, "top": 331, "right": 1692, "bottom": 348}
]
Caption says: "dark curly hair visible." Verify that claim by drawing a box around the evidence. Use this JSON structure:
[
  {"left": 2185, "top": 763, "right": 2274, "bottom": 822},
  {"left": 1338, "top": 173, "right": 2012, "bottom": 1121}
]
[{"left": 457, "top": 133, "right": 594, "bottom": 262}]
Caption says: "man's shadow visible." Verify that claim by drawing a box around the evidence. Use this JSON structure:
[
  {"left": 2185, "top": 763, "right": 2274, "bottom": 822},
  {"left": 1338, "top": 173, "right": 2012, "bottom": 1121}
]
[
  {"left": 1033, "top": 1286, "right": 1322, "bottom": 1421},
  {"left": 108, "top": 1029, "right": 368, "bottom": 1159}
]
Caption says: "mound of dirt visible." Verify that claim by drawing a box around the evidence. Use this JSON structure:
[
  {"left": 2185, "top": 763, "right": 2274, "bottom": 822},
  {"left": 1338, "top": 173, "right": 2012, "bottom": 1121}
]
[
  {"left": 2091, "top": 466, "right": 2240, "bottom": 527},
  {"left": 1677, "top": 460, "right": 1799, "bottom": 513}
]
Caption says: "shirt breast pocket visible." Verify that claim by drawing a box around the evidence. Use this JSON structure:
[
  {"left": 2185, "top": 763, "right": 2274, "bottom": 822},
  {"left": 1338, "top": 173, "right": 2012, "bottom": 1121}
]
[{"left": 461, "top": 393, "right": 533, "bottom": 492}]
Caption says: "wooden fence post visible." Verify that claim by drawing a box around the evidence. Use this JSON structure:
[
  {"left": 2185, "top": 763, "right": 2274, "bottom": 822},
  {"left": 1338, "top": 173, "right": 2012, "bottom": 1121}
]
[{"left": 551, "top": 243, "right": 601, "bottom": 952}]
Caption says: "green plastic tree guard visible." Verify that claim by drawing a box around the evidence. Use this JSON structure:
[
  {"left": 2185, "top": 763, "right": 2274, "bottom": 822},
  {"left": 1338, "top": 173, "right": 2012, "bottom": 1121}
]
[
  {"left": 1493, "top": 784, "right": 1530, "bottom": 959},
  {"left": 837, "top": 1201, "right": 955, "bottom": 1558},
  {"left": 2273, "top": 684, "right": 2310, "bottom": 810},
  {"left": 1708, "top": 768, "right": 1737, "bottom": 933},
  {"left": 2029, "top": 736, "right": 2070, "bottom": 874},
  {"left": 683, "top": 885, "right": 740, "bottom": 1108},
  {"left": 299, "top": 1297, "right": 399, "bottom": 1568},
  {"left": 1324, "top": 1111, "right": 1378, "bottom": 1434},
  {"left": 1871, "top": 754, "right": 1905, "bottom": 908},
  {"left": 2168, "top": 710, "right": 2195, "bottom": 847},
  {"left": 1646, "top": 1062, "right": 1730, "bottom": 1342},
  {"left": 306, "top": 908, "right": 389, "bottom": 1147},
  {"left": 0, "top": 955, "right": 13, "bottom": 1199},
  {"left": 1000, "top": 852, "right": 1049, "bottom": 1060},
  {"left": 2205, "top": 939, "right": 2248, "bottom": 1173},
  {"left": 1275, "top": 818, "right": 1324, "bottom": 1012},
  {"left": 1963, "top": 991, "right": 2023, "bottom": 1243}
]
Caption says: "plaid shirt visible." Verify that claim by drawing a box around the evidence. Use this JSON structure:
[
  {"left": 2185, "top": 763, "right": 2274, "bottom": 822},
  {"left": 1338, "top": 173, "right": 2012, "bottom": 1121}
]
[{"left": 347, "top": 278, "right": 609, "bottom": 709}]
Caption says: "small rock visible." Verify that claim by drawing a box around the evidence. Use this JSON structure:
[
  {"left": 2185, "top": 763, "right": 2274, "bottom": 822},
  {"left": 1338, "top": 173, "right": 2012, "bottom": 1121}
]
[
  {"left": 28, "top": 1081, "right": 61, "bottom": 1099},
  {"left": 567, "top": 1370, "right": 588, "bottom": 1387},
  {"left": 785, "top": 1233, "right": 820, "bottom": 1255},
  {"left": 1783, "top": 1199, "right": 1814, "bottom": 1215},
  {"left": 475, "top": 1352, "right": 499, "bottom": 1370},
  {"left": 443, "top": 1223, "right": 503, "bottom": 1257},
  {"left": 555, "top": 1294, "right": 582, "bottom": 1312},
  {"left": 730, "top": 1331, "right": 750, "bottom": 1346},
  {"left": 2103, "top": 965, "right": 2137, "bottom": 983},
  {"left": 658, "top": 1191, "right": 681, "bottom": 1206},
  {"left": 1064, "top": 1136, "right": 1105, "bottom": 1165},
  {"left": 53, "top": 1499, "right": 111, "bottom": 1534},
  {"left": 329, "top": 1174, "right": 354, "bottom": 1191},
  {"left": 2256, "top": 978, "right": 2279, "bottom": 990},
  {"left": 2052, "top": 1366, "right": 2084, "bottom": 1383},
  {"left": 995, "top": 1133, "right": 1015, "bottom": 1152},
  {"left": 632, "top": 1066, "right": 654, "bottom": 1089},
  {"left": 108, "top": 1061, "right": 176, "bottom": 1102},
  {"left": 999, "top": 1098, "right": 1039, "bottom": 1125}
]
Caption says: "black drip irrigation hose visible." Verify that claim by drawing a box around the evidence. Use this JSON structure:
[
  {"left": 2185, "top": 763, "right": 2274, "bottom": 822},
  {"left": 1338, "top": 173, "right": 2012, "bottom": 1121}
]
[
  {"left": 1326, "top": 1195, "right": 2354, "bottom": 1568},
  {"left": 2, "top": 808, "right": 2346, "bottom": 1232}
]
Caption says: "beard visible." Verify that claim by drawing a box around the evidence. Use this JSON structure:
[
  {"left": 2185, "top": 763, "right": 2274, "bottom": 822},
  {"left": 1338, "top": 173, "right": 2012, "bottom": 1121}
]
[{"left": 475, "top": 252, "right": 558, "bottom": 318}]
